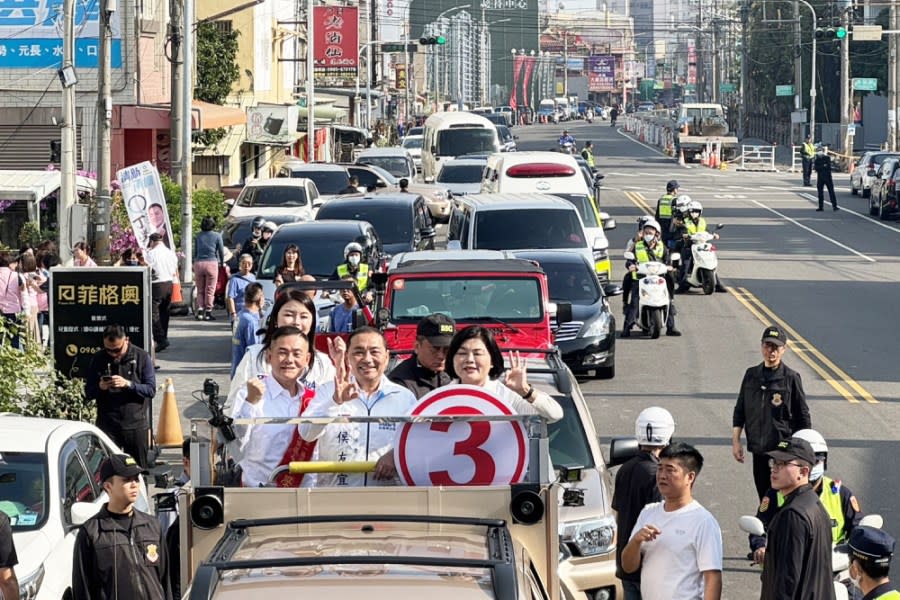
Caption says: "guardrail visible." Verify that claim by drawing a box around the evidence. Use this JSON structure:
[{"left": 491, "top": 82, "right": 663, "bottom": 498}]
[
  {"left": 791, "top": 146, "right": 803, "bottom": 173},
  {"left": 622, "top": 113, "right": 677, "bottom": 158},
  {"left": 737, "top": 145, "right": 777, "bottom": 172}
]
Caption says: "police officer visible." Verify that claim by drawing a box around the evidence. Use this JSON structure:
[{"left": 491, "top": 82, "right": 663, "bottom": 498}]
[
  {"left": 581, "top": 141, "right": 596, "bottom": 168},
  {"left": 814, "top": 144, "right": 839, "bottom": 211},
  {"left": 749, "top": 428, "right": 863, "bottom": 564},
  {"left": 654, "top": 180, "right": 679, "bottom": 246},
  {"left": 801, "top": 135, "right": 816, "bottom": 186},
  {"left": 760, "top": 437, "right": 834, "bottom": 599},
  {"left": 389, "top": 313, "right": 456, "bottom": 398},
  {"left": 621, "top": 216, "right": 654, "bottom": 311},
  {"left": 334, "top": 241, "right": 370, "bottom": 295},
  {"left": 612, "top": 407, "right": 675, "bottom": 600},
  {"left": 622, "top": 219, "right": 681, "bottom": 337},
  {"left": 72, "top": 454, "right": 172, "bottom": 600},
  {"left": 844, "top": 526, "right": 898, "bottom": 599},
  {"left": 674, "top": 200, "right": 726, "bottom": 294}
]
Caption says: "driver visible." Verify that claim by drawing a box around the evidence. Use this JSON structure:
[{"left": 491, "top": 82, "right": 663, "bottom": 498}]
[
  {"left": 389, "top": 313, "right": 456, "bottom": 399},
  {"left": 558, "top": 130, "right": 576, "bottom": 147}
]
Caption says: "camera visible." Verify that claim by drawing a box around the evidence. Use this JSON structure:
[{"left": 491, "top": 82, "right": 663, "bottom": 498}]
[{"left": 203, "top": 378, "right": 219, "bottom": 398}]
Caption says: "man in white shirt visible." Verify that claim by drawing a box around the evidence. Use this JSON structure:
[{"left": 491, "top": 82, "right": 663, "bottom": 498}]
[
  {"left": 300, "top": 326, "right": 416, "bottom": 487},
  {"left": 144, "top": 232, "right": 179, "bottom": 352},
  {"left": 622, "top": 441, "right": 723, "bottom": 600}
]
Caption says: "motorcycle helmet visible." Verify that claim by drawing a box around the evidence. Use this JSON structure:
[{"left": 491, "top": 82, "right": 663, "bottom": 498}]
[
  {"left": 642, "top": 218, "right": 662, "bottom": 235},
  {"left": 687, "top": 200, "right": 703, "bottom": 219},
  {"left": 343, "top": 241, "right": 364, "bottom": 260},
  {"left": 636, "top": 215, "right": 653, "bottom": 231},
  {"left": 250, "top": 216, "right": 265, "bottom": 236},
  {"left": 793, "top": 428, "right": 828, "bottom": 456},
  {"left": 261, "top": 220, "right": 278, "bottom": 234},
  {"left": 635, "top": 407, "right": 675, "bottom": 447}
]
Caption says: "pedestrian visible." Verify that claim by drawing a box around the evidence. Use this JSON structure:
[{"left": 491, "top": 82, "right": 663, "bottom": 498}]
[
  {"left": 72, "top": 241, "right": 97, "bottom": 267},
  {"left": 17, "top": 252, "right": 42, "bottom": 343},
  {"left": 85, "top": 324, "right": 156, "bottom": 468},
  {"left": 388, "top": 313, "right": 455, "bottom": 399},
  {"left": 145, "top": 232, "right": 178, "bottom": 352},
  {"left": 732, "top": 325, "right": 811, "bottom": 499},
  {"left": 226, "top": 254, "right": 256, "bottom": 327},
  {"left": 760, "top": 437, "right": 835, "bottom": 599},
  {"left": 843, "top": 526, "right": 898, "bottom": 599},
  {"left": 621, "top": 442, "right": 723, "bottom": 600},
  {"left": 193, "top": 215, "right": 225, "bottom": 321},
  {"left": 328, "top": 276, "right": 359, "bottom": 333},
  {"left": 273, "top": 244, "right": 304, "bottom": 287},
  {"left": 36, "top": 253, "right": 59, "bottom": 346},
  {"left": 801, "top": 135, "right": 815, "bottom": 186},
  {"left": 813, "top": 145, "right": 839, "bottom": 211},
  {"left": 230, "top": 283, "right": 264, "bottom": 377},
  {"left": 0, "top": 252, "right": 25, "bottom": 350},
  {"left": 0, "top": 511, "right": 19, "bottom": 600},
  {"left": 612, "top": 407, "right": 676, "bottom": 600},
  {"left": 72, "top": 453, "right": 172, "bottom": 600}
]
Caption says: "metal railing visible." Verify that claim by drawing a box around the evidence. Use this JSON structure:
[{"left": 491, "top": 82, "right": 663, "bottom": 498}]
[{"left": 737, "top": 145, "right": 777, "bottom": 172}]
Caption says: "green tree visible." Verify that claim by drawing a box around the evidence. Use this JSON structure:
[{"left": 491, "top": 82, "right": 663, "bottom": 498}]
[
  {"left": 194, "top": 22, "right": 241, "bottom": 148},
  {"left": 159, "top": 174, "right": 229, "bottom": 249}
]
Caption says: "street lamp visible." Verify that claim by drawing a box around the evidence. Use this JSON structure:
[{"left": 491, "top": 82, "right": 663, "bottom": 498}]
[{"left": 481, "top": 17, "right": 511, "bottom": 105}]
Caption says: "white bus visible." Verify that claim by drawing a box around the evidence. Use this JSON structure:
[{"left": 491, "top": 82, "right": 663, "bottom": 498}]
[{"left": 421, "top": 112, "right": 499, "bottom": 182}]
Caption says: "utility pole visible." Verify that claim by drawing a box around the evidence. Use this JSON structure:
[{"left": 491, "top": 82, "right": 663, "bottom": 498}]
[
  {"left": 563, "top": 32, "right": 568, "bottom": 98},
  {"left": 306, "top": 0, "right": 315, "bottom": 159},
  {"left": 169, "top": 0, "right": 183, "bottom": 186},
  {"left": 58, "top": 0, "right": 76, "bottom": 264},
  {"left": 793, "top": 0, "right": 802, "bottom": 144},
  {"left": 739, "top": 1, "right": 749, "bottom": 138},
  {"left": 711, "top": 22, "right": 719, "bottom": 103},
  {"left": 93, "top": 0, "right": 113, "bottom": 264},
  {"left": 840, "top": 6, "right": 851, "bottom": 158},
  {"left": 890, "top": 2, "right": 898, "bottom": 151},
  {"left": 181, "top": 0, "right": 194, "bottom": 282}
]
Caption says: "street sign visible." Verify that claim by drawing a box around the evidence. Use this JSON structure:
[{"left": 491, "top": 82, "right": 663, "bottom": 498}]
[
  {"left": 853, "top": 78, "right": 878, "bottom": 91},
  {"left": 775, "top": 85, "right": 794, "bottom": 97},
  {"left": 382, "top": 43, "right": 417, "bottom": 53},
  {"left": 848, "top": 124, "right": 856, "bottom": 137},
  {"left": 719, "top": 82, "right": 737, "bottom": 93},
  {"left": 851, "top": 25, "right": 883, "bottom": 42}
]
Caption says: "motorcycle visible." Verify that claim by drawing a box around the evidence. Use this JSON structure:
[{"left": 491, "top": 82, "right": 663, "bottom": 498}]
[
  {"left": 559, "top": 141, "right": 576, "bottom": 154},
  {"left": 585, "top": 110, "right": 594, "bottom": 124},
  {"left": 681, "top": 225, "right": 724, "bottom": 295},
  {"left": 739, "top": 513, "right": 885, "bottom": 600},
  {"left": 623, "top": 252, "right": 673, "bottom": 339}
]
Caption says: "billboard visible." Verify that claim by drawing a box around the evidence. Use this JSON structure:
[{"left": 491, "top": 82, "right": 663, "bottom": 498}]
[
  {"left": 246, "top": 104, "right": 300, "bottom": 145},
  {"left": 0, "top": 0, "right": 122, "bottom": 68},
  {"left": 589, "top": 55, "right": 616, "bottom": 92},
  {"left": 313, "top": 6, "right": 359, "bottom": 81}
]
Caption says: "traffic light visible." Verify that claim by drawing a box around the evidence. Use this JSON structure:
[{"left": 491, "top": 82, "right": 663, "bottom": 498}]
[
  {"left": 835, "top": 26, "right": 847, "bottom": 39},
  {"left": 49, "top": 140, "right": 61, "bottom": 162},
  {"left": 419, "top": 35, "right": 446, "bottom": 46}
]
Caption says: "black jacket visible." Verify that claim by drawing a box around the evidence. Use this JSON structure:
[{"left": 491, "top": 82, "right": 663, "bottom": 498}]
[
  {"left": 760, "top": 485, "right": 835, "bottom": 600},
  {"left": 733, "top": 362, "right": 810, "bottom": 454},
  {"left": 388, "top": 356, "right": 451, "bottom": 399},
  {"left": 85, "top": 344, "right": 156, "bottom": 432},
  {"left": 73, "top": 505, "right": 172, "bottom": 600},
  {"left": 611, "top": 450, "right": 661, "bottom": 581},
  {"left": 813, "top": 154, "right": 833, "bottom": 175}
]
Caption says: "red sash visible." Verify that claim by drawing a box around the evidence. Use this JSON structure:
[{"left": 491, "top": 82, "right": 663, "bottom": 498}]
[{"left": 272, "top": 384, "right": 318, "bottom": 487}]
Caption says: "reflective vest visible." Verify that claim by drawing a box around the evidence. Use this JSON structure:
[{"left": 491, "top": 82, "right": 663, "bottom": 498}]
[
  {"left": 873, "top": 591, "right": 900, "bottom": 599},
  {"left": 684, "top": 216, "right": 707, "bottom": 236},
  {"left": 581, "top": 148, "right": 595, "bottom": 168},
  {"left": 803, "top": 142, "right": 816, "bottom": 158},
  {"left": 632, "top": 241, "right": 665, "bottom": 279},
  {"left": 336, "top": 262, "right": 370, "bottom": 291},
  {"left": 657, "top": 194, "right": 676, "bottom": 218},
  {"left": 774, "top": 476, "right": 846, "bottom": 544}
]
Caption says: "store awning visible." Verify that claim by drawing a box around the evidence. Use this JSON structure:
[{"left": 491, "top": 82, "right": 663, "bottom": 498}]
[
  {"left": 0, "top": 170, "right": 96, "bottom": 202},
  {"left": 120, "top": 101, "right": 247, "bottom": 130}
]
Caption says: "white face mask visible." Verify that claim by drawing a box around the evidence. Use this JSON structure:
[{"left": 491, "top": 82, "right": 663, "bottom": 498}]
[
  {"left": 809, "top": 462, "right": 825, "bottom": 482},
  {"left": 849, "top": 564, "right": 862, "bottom": 590},
  {"left": 643, "top": 234, "right": 656, "bottom": 244},
  {"left": 348, "top": 255, "right": 361, "bottom": 266}
]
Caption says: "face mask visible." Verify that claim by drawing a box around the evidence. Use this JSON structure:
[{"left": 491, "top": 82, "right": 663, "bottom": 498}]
[
  {"left": 809, "top": 462, "right": 825, "bottom": 482},
  {"left": 348, "top": 255, "right": 361, "bottom": 266},
  {"left": 643, "top": 234, "right": 656, "bottom": 244},
  {"left": 849, "top": 564, "right": 862, "bottom": 590}
]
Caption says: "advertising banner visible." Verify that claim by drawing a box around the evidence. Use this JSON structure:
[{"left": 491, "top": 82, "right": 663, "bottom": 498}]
[
  {"left": 246, "top": 104, "right": 300, "bottom": 145},
  {"left": 521, "top": 56, "right": 536, "bottom": 107},
  {"left": 509, "top": 51, "right": 526, "bottom": 110},
  {"left": 589, "top": 55, "right": 616, "bottom": 92},
  {"left": 50, "top": 267, "right": 151, "bottom": 379},
  {"left": 313, "top": 6, "right": 359, "bottom": 80},
  {"left": 395, "top": 64, "right": 407, "bottom": 89},
  {"left": 117, "top": 162, "right": 175, "bottom": 252}
]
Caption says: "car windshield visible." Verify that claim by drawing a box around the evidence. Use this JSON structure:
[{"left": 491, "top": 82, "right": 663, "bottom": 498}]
[
  {"left": 296, "top": 170, "right": 349, "bottom": 195},
  {"left": 0, "top": 452, "right": 48, "bottom": 531},
  {"left": 548, "top": 394, "right": 595, "bottom": 470},
  {"left": 436, "top": 128, "right": 497, "bottom": 156},
  {"left": 402, "top": 137, "right": 423, "bottom": 149},
  {"left": 259, "top": 232, "right": 358, "bottom": 278},
  {"left": 390, "top": 276, "right": 542, "bottom": 322},
  {"left": 541, "top": 260, "right": 601, "bottom": 304},
  {"left": 553, "top": 194, "right": 599, "bottom": 228},
  {"left": 437, "top": 164, "right": 484, "bottom": 184},
  {"left": 475, "top": 209, "right": 585, "bottom": 250},
  {"left": 317, "top": 204, "right": 410, "bottom": 245},
  {"left": 236, "top": 186, "right": 308, "bottom": 208},
  {"left": 359, "top": 157, "right": 410, "bottom": 177}
]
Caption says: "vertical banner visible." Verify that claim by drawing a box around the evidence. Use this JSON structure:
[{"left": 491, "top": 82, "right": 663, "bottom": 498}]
[
  {"left": 117, "top": 162, "right": 175, "bottom": 251},
  {"left": 687, "top": 40, "right": 697, "bottom": 85},
  {"left": 509, "top": 52, "right": 526, "bottom": 110},
  {"left": 395, "top": 64, "right": 408, "bottom": 90},
  {"left": 313, "top": 6, "right": 359, "bottom": 82},
  {"left": 589, "top": 55, "right": 616, "bottom": 92},
  {"left": 522, "top": 56, "right": 536, "bottom": 107},
  {"left": 50, "top": 267, "right": 151, "bottom": 379}
]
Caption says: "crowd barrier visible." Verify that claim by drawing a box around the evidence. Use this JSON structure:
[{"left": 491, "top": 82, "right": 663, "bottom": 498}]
[{"left": 736, "top": 145, "right": 777, "bottom": 172}]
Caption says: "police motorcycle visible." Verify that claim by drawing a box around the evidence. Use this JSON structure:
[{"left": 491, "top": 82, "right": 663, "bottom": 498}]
[
  {"left": 559, "top": 133, "right": 576, "bottom": 154},
  {"left": 679, "top": 224, "right": 725, "bottom": 295},
  {"left": 739, "top": 513, "right": 885, "bottom": 600},
  {"left": 623, "top": 250, "right": 673, "bottom": 339}
]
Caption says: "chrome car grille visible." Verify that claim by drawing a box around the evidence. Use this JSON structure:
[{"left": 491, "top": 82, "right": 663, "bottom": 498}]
[{"left": 552, "top": 320, "right": 584, "bottom": 342}]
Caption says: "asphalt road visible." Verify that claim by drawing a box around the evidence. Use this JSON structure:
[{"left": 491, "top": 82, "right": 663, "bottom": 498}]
[{"left": 153, "top": 120, "right": 899, "bottom": 597}]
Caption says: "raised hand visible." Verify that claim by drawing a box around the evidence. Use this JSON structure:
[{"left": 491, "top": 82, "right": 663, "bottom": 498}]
[
  {"left": 503, "top": 350, "right": 529, "bottom": 397},
  {"left": 332, "top": 365, "right": 359, "bottom": 405},
  {"left": 246, "top": 377, "right": 266, "bottom": 405},
  {"left": 327, "top": 336, "right": 347, "bottom": 376}
]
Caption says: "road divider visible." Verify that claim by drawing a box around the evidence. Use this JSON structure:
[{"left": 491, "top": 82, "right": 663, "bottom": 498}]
[{"left": 729, "top": 287, "right": 877, "bottom": 405}]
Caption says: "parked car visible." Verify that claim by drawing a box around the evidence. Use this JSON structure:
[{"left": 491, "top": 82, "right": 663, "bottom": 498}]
[
  {"left": 869, "top": 157, "right": 900, "bottom": 220},
  {"left": 496, "top": 124, "right": 518, "bottom": 152},
  {"left": 850, "top": 151, "right": 900, "bottom": 198},
  {"left": 343, "top": 163, "right": 452, "bottom": 222},
  {"left": 315, "top": 193, "right": 436, "bottom": 257},
  {"left": 495, "top": 105, "right": 515, "bottom": 125},
  {"left": 513, "top": 250, "right": 620, "bottom": 378},
  {"left": 221, "top": 214, "right": 306, "bottom": 251},
  {"left": 403, "top": 126, "right": 423, "bottom": 138},
  {"left": 435, "top": 157, "right": 487, "bottom": 196},
  {"left": 355, "top": 147, "right": 417, "bottom": 180},
  {"left": 275, "top": 161, "right": 353, "bottom": 202},
  {"left": 400, "top": 134, "right": 423, "bottom": 172},
  {"left": 226, "top": 178, "right": 320, "bottom": 220},
  {"left": 0, "top": 415, "right": 151, "bottom": 600}
]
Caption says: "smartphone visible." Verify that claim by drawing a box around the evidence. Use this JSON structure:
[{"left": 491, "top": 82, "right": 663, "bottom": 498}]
[{"left": 101, "top": 375, "right": 113, "bottom": 382}]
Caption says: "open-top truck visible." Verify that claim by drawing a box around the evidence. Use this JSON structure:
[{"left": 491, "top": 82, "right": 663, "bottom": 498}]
[{"left": 673, "top": 103, "right": 739, "bottom": 162}]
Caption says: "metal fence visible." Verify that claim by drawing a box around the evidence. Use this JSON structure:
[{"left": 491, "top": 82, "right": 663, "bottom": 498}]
[{"left": 737, "top": 145, "right": 777, "bottom": 171}]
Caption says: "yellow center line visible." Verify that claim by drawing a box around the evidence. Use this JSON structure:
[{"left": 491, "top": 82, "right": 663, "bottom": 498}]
[
  {"left": 624, "top": 191, "right": 654, "bottom": 216},
  {"left": 730, "top": 287, "right": 876, "bottom": 404}
]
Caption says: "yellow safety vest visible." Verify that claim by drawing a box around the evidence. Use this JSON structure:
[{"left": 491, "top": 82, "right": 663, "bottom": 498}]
[
  {"left": 803, "top": 142, "right": 816, "bottom": 158},
  {"left": 685, "top": 217, "right": 707, "bottom": 236},
  {"left": 582, "top": 148, "right": 595, "bottom": 168},
  {"left": 336, "top": 262, "right": 370, "bottom": 290},
  {"left": 657, "top": 194, "right": 676, "bottom": 218},
  {"left": 632, "top": 241, "right": 665, "bottom": 279},
  {"left": 774, "top": 476, "right": 846, "bottom": 544},
  {"left": 873, "top": 591, "right": 900, "bottom": 599}
]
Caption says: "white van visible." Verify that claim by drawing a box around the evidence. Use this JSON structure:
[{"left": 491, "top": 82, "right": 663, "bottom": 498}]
[
  {"left": 421, "top": 112, "right": 500, "bottom": 183},
  {"left": 480, "top": 152, "right": 615, "bottom": 280}
]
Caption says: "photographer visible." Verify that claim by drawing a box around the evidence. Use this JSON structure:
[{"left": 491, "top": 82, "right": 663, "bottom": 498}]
[{"left": 86, "top": 324, "right": 156, "bottom": 468}]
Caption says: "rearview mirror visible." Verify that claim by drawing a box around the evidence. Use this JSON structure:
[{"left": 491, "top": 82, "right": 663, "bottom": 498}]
[
  {"left": 224, "top": 198, "right": 234, "bottom": 206},
  {"left": 715, "top": 223, "right": 725, "bottom": 230},
  {"left": 592, "top": 237, "right": 609, "bottom": 251},
  {"left": 623, "top": 251, "right": 635, "bottom": 261},
  {"left": 376, "top": 180, "right": 387, "bottom": 188},
  {"left": 602, "top": 283, "right": 623, "bottom": 297},
  {"left": 607, "top": 437, "right": 639, "bottom": 467},
  {"left": 555, "top": 302, "right": 573, "bottom": 324},
  {"left": 71, "top": 501, "right": 102, "bottom": 526},
  {"left": 602, "top": 218, "right": 617, "bottom": 231}
]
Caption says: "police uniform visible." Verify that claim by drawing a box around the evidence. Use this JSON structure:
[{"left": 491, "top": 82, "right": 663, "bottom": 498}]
[
  {"left": 846, "top": 526, "right": 899, "bottom": 599},
  {"left": 335, "top": 261, "right": 370, "bottom": 292},
  {"left": 655, "top": 193, "right": 676, "bottom": 243},
  {"left": 814, "top": 150, "right": 839, "bottom": 211},
  {"left": 801, "top": 139, "right": 816, "bottom": 186},
  {"left": 72, "top": 454, "right": 172, "bottom": 600},
  {"left": 622, "top": 240, "right": 678, "bottom": 335}
]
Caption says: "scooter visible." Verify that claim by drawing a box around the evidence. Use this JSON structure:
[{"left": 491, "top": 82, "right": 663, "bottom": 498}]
[
  {"left": 624, "top": 252, "right": 672, "bottom": 339},
  {"left": 682, "top": 224, "right": 724, "bottom": 295},
  {"left": 559, "top": 141, "right": 576, "bottom": 154},
  {"left": 585, "top": 111, "right": 594, "bottom": 124}
]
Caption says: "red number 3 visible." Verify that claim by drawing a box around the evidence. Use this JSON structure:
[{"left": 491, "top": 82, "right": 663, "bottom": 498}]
[{"left": 428, "top": 406, "right": 497, "bottom": 485}]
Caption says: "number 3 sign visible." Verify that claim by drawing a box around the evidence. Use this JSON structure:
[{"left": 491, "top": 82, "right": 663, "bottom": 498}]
[{"left": 395, "top": 385, "right": 529, "bottom": 486}]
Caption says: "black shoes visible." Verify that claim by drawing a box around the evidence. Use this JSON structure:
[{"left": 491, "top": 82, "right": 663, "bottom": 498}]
[
  {"left": 833, "top": 206, "right": 839, "bottom": 211},
  {"left": 675, "top": 285, "right": 690, "bottom": 294},
  {"left": 715, "top": 283, "right": 728, "bottom": 293},
  {"left": 621, "top": 326, "right": 632, "bottom": 338},
  {"left": 666, "top": 328, "right": 682, "bottom": 337},
  {"left": 155, "top": 340, "right": 170, "bottom": 352},
  {"left": 205, "top": 311, "right": 216, "bottom": 321},
  {"left": 816, "top": 208, "right": 824, "bottom": 212}
]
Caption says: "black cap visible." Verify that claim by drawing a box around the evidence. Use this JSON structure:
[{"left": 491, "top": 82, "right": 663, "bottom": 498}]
[
  {"left": 99, "top": 454, "right": 148, "bottom": 481},
  {"left": 416, "top": 313, "right": 456, "bottom": 347},
  {"left": 666, "top": 179, "right": 679, "bottom": 190},
  {"left": 148, "top": 232, "right": 163, "bottom": 243},
  {"left": 762, "top": 324, "right": 787, "bottom": 347},
  {"left": 766, "top": 437, "right": 816, "bottom": 466},
  {"left": 846, "top": 526, "right": 895, "bottom": 566}
]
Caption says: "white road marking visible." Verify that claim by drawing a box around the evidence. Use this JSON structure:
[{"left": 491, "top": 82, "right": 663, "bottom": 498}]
[
  {"left": 751, "top": 199, "right": 876, "bottom": 262},
  {"left": 799, "top": 192, "right": 900, "bottom": 234}
]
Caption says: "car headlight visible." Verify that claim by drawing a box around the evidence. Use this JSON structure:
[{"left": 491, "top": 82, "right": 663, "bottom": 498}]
[
  {"left": 581, "top": 314, "right": 611, "bottom": 338},
  {"left": 592, "top": 248, "right": 609, "bottom": 262},
  {"left": 433, "top": 190, "right": 448, "bottom": 200},
  {"left": 561, "top": 517, "right": 617, "bottom": 557},
  {"left": 19, "top": 564, "right": 45, "bottom": 600}
]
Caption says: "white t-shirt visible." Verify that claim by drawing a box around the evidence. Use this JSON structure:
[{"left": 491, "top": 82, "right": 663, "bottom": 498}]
[{"left": 630, "top": 500, "right": 723, "bottom": 600}]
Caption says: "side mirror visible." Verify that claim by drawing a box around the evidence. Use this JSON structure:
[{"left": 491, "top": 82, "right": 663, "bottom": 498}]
[
  {"left": 430, "top": 146, "right": 437, "bottom": 155},
  {"left": 832, "top": 551, "right": 850, "bottom": 573},
  {"left": 71, "top": 501, "right": 102, "bottom": 526},
  {"left": 356, "top": 186, "right": 367, "bottom": 193},
  {"left": 602, "top": 283, "right": 623, "bottom": 297},
  {"left": 224, "top": 198, "right": 235, "bottom": 206},
  {"left": 623, "top": 251, "right": 635, "bottom": 261},
  {"left": 592, "top": 237, "right": 609, "bottom": 251},
  {"left": 313, "top": 198, "right": 324, "bottom": 208},
  {"left": 376, "top": 180, "right": 387, "bottom": 188},
  {"left": 353, "top": 308, "right": 369, "bottom": 329},
  {"left": 607, "top": 437, "right": 639, "bottom": 467},
  {"left": 715, "top": 223, "right": 725, "bottom": 230},
  {"left": 867, "top": 169, "right": 876, "bottom": 177},
  {"left": 602, "top": 218, "right": 617, "bottom": 231},
  {"left": 555, "top": 301, "right": 573, "bottom": 324},
  {"left": 738, "top": 515, "right": 766, "bottom": 537},
  {"left": 370, "top": 271, "right": 388, "bottom": 290}
]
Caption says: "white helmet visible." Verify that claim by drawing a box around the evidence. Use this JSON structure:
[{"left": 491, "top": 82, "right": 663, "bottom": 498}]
[
  {"left": 343, "top": 241, "right": 363, "bottom": 260},
  {"left": 641, "top": 218, "right": 662, "bottom": 234},
  {"left": 637, "top": 215, "right": 654, "bottom": 231},
  {"left": 793, "top": 429, "right": 828, "bottom": 455},
  {"left": 687, "top": 200, "right": 703, "bottom": 215},
  {"left": 674, "top": 194, "right": 692, "bottom": 209},
  {"left": 635, "top": 407, "right": 675, "bottom": 446}
]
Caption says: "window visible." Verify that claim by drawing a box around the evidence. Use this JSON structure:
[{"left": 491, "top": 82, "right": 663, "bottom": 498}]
[
  {"left": 436, "top": 128, "right": 496, "bottom": 156},
  {"left": 543, "top": 261, "right": 600, "bottom": 304},
  {"left": 300, "top": 170, "right": 351, "bottom": 194},
  {"left": 63, "top": 447, "right": 96, "bottom": 522},
  {"left": 547, "top": 393, "right": 595, "bottom": 471},
  {"left": 316, "top": 204, "right": 411, "bottom": 245},
  {"left": 553, "top": 194, "right": 599, "bottom": 228},
  {"left": 236, "top": 186, "right": 309, "bottom": 207},
  {"left": 390, "top": 277, "right": 542, "bottom": 322},
  {"left": 437, "top": 164, "right": 484, "bottom": 184},
  {"left": 74, "top": 433, "right": 111, "bottom": 488},
  {"left": 359, "top": 157, "right": 412, "bottom": 178},
  {"left": 474, "top": 209, "right": 584, "bottom": 250},
  {"left": 0, "top": 452, "right": 48, "bottom": 530}
]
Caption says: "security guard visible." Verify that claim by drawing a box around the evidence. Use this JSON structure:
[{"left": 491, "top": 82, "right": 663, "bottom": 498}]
[
  {"left": 844, "top": 526, "right": 898, "bottom": 599},
  {"left": 801, "top": 135, "right": 816, "bottom": 186},
  {"left": 622, "top": 218, "right": 681, "bottom": 337},
  {"left": 814, "top": 144, "right": 839, "bottom": 211},
  {"left": 654, "top": 180, "right": 679, "bottom": 245},
  {"left": 748, "top": 429, "right": 863, "bottom": 564},
  {"left": 72, "top": 454, "right": 172, "bottom": 600},
  {"left": 581, "top": 141, "right": 596, "bottom": 168},
  {"left": 334, "top": 241, "right": 370, "bottom": 293}
]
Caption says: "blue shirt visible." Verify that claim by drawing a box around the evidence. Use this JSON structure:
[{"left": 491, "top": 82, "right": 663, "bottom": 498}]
[
  {"left": 226, "top": 273, "right": 256, "bottom": 314},
  {"left": 231, "top": 308, "right": 261, "bottom": 377},
  {"left": 194, "top": 230, "right": 225, "bottom": 263},
  {"left": 328, "top": 303, "right": 357, "bottom": 333}
]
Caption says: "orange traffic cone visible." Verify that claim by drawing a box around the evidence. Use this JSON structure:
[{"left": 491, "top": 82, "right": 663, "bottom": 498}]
[
  {"left": 156, "top": 377, "right": 184, "bottom": 447},
  {"left": 709, "top": 150, "right": 718, "bottom": 169}
]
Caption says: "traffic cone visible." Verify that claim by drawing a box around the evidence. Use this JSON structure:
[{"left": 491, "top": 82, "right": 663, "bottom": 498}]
[
  {"left": 678, "top": 148, "right": 685, "bottom": 166},
  {"left": 156, "top": 377, "right": 184, "bottom": 447}
]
